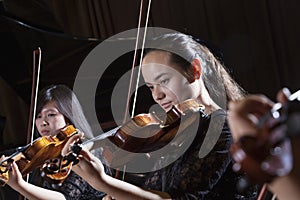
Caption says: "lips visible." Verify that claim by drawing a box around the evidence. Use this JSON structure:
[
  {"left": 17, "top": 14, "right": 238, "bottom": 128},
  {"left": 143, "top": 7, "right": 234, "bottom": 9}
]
[
  {"left": 40, "top": 130, "right": 50, "bottom": 136},
  {"left": 161, "top": 102, "right": 172, "bottom": 110}
]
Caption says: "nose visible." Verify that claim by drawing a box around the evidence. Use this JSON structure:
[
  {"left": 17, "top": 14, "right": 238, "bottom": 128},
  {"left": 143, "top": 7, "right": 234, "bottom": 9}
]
[
  {"left": 152, "top": 85, "right": 165, "bottom": 101},
  {"left": 37, "top": 117, "right": 48, "bottom": 127},
  {"left": 41, "top": 119, "right": 48, "bottom": 126}
]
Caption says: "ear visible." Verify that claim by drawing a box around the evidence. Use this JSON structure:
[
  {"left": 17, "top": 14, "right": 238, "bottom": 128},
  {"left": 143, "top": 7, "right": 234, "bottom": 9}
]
[{"left": 187, "top": 58, "right": 202, "bottom": 82}]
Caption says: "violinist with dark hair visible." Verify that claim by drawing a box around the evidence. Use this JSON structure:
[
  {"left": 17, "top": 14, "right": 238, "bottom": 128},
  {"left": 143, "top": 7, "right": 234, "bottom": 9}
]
[
  {"left": 62, "top": 32, "right": 258, "bottom": 199},
  {"left": 0, "top": 84, "right": 110, "bottom": 199},
  {"left": 228, "top": 88, "right": 300, "bottom": 200}
]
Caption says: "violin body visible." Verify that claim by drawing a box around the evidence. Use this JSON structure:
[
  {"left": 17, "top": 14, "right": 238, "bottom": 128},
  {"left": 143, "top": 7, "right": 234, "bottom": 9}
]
[
  {"left": 108, "top": 99, "right": 205, "bottom": 153},
  {"left": 0, "top": 125, "right": 78, "bottom": 186}
]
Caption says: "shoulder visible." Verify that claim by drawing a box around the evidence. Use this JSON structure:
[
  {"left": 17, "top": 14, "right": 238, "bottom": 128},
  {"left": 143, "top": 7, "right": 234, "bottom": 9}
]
[
  {"left": 196, "top": 109, "right": 232, "bottom": 158},
  {"left": 208, "top": 109, "right": 231, "bottom": 136}
]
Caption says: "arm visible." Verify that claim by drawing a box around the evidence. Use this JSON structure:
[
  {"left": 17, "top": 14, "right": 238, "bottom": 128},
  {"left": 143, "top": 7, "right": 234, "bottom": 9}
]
[
  {"left": 7, "top": 161, "right": 66, "bottom": 200},
  {"left": 72, "top": 148, "right": 171, "bottom": 200},
  {"left": 65, "top": 114, "right": 237, "bottom": 200},
  {"left": 62, "top": 133, "right": 170, "bottom": 200}
]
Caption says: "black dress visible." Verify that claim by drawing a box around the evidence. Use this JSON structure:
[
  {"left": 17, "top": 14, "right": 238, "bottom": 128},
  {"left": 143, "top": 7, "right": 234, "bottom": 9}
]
[{"left": 140, "top": 109, "right": 259, "bottom": 199}]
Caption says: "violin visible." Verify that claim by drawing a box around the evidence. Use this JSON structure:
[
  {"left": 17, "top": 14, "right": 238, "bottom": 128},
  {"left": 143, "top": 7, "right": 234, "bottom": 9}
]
[
  {"left": 0, "top": 125, "right": 78, "bottom": 186},
  {"left": 65, "top": 99, "right": 205, "bottom": 166},
  {"left": 108, "top": 99, "right": 205, "bottom": 153},
  {"left": 230, "top": 90, "right": 300, "bottom": 189}
]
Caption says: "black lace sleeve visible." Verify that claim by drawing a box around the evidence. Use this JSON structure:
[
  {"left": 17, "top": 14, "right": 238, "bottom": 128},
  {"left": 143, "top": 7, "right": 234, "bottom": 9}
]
[{"left": 57, "top": 171, "right": 106, "bottom": 200}]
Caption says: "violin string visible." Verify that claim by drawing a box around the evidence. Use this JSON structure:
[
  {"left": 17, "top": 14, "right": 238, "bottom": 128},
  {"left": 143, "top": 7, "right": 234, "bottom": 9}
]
[{"left": 131, "top": 0, "right": 152, "bottom": 118}]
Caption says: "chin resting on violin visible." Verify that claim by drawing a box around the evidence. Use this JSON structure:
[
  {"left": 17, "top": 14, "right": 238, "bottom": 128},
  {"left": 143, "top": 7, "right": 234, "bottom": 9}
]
[
  {"left": 228, "top": 88, "right": 300, "bottom": 200},
  {"left": 0, "top": 84, "right": 110, "bottom": 200},
  {"left": 62, "top": 33, "right": 259, "bottom": 200}
]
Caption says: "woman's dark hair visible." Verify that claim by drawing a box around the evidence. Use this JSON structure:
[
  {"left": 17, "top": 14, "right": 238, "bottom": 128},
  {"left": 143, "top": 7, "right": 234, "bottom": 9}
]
[
  {"left": 36, "top": 84, "right": 93, "bottom": 139},
  {"left": 145, "top": 33, "right": 245, "bottom": 109}
]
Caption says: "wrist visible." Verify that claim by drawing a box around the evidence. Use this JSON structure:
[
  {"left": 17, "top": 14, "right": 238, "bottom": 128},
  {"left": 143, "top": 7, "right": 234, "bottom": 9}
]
[
  {"left": 9, "top": 178, "right": 27, "bottom": 191},
  {"left": 89, "top": 169, "right": 108, "bottom": 191}
]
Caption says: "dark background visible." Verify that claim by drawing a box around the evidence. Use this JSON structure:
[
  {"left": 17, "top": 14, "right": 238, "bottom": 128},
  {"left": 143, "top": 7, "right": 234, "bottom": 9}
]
[{"left": 0, "top": 0, "right": 299, "bottom": 198}]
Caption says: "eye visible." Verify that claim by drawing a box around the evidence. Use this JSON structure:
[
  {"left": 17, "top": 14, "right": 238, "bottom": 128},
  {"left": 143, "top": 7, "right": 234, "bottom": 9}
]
[
  {"left": 160, "top": 78, "right": 169, "bottom": 85},
  {"left": 146, "top": 84, "right": 154, "bottom": 91},
  {"left": 48, "top": 113, "right": 57, "bottom": 117},
  {"left": 36, "top": 114, "right": 42, "bottom": 119}
]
